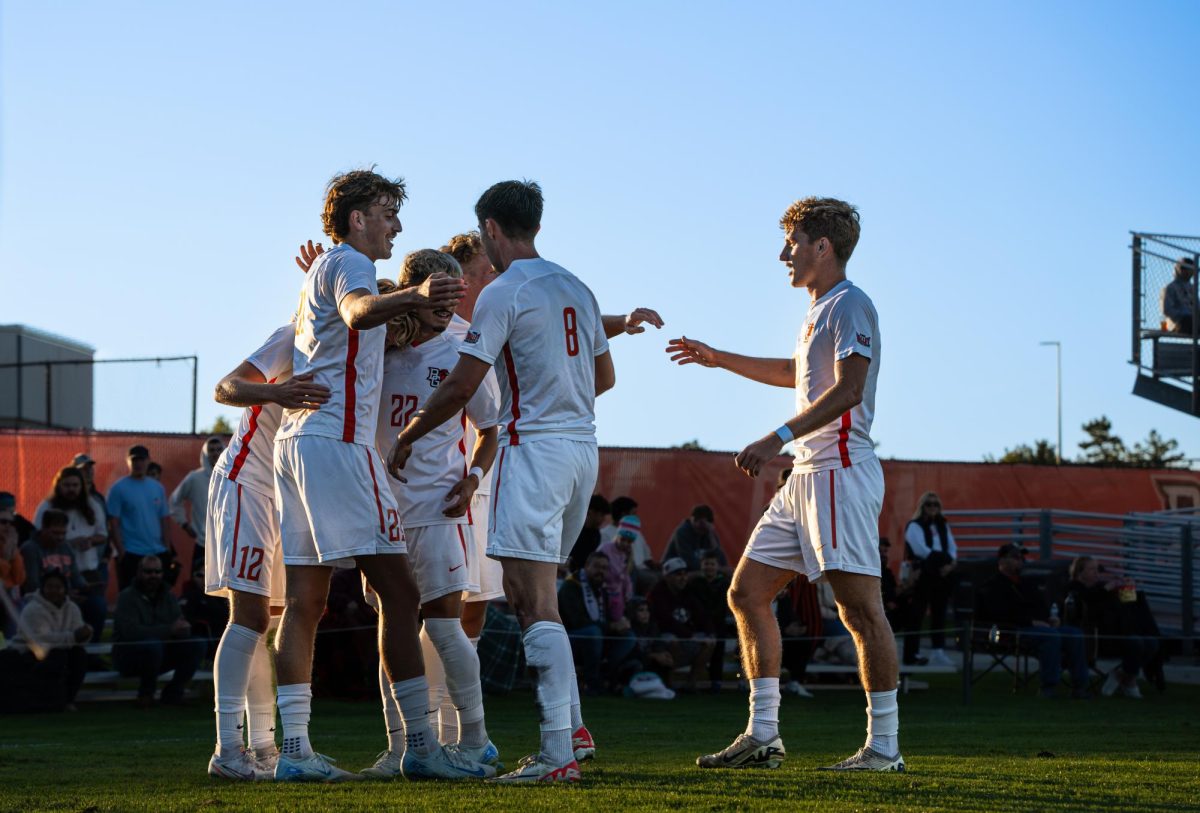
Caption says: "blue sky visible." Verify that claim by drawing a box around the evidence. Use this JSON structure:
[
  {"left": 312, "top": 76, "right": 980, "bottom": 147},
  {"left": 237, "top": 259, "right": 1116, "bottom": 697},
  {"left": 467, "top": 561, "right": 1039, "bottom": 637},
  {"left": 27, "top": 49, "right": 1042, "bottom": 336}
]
[{"left": 3, "top": 1, "right": 1198, "bottom": 462}]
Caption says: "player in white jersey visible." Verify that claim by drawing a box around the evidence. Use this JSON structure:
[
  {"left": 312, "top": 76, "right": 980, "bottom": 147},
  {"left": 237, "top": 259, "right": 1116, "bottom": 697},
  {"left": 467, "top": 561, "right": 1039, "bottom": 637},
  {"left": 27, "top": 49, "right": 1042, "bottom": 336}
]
[
  {"left": 669, "top": 197, "right": 902, "bottom": 773},
  {"left": 390, "top": 182, "right": 614, "bottom": 785},
  {"left": 271, "top": 170, "right": 493, "bottom": 783},
  {"left": 204, "top": 324, "right": 331, "bottom": 780}
]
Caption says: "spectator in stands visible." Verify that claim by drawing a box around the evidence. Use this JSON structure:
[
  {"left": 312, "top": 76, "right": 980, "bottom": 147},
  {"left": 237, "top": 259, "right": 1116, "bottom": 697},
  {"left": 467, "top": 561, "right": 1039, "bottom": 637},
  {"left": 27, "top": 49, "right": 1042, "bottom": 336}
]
[
  {"left": 112, "top": 554, "right": 205, "bottom": 707},
  {"left": 601, "top": 496, "right": 657, "bottom": 592},
  {"left": 107, "top": 445, "right": 174, "bottom": 590},
  {"left": 0, "top": 492, "right": 35, "bottom": 546},
  {"left": 568, "top": 494, "right": 611, "bottom": 572},
  {"left": 34, "top": 467, "right": 108, "bottom": 642},
  {"left": 20, "top": 511, "right": 82, "bottom": 591},
  {"left": 1162, "top": 256, "right": 1197, "bottom": 334},
  {"left": 170, "top": 436, "right": 223, "bottom": 575},
  {"left": 179, "top": 568, "right": 229, "bottom": 660},
  {"left": 70, "top": 453, "right": 106, "bottom": 514},
  {"left": 665, "top": 505, "right": 729, "bottom": 573},
  {"left": 1, "top": 506, "right": 27, "bottom": 639},
  {"left": 1065, "top": 556, "right": 1163, "bottom": 698},
  {"left": 902, "top": 492, "right": 957, "bottom": 668},
  {"left": 8, "top": 569, "right": 91, "bottom": 710},
  {"left": 626, "top": 597, "right": 673, "bottom": 685},
  {"left": 597, "top": 515, "right": 639, "bottom": 620},
  {"left": 146, "top": 462, "right": 164, "bottom": 482},
  {"left": 686, "top": 550, "right": 732, "bottom": 692},
  {"left": 647, "top": 557, "right": 715, "bottom": 692},
  {"left": 559, "top": 551, "right": 636, "bottom": 694},
  {"left": 976, "top": 543, "right": 1090, "bottom": 699},
  {"left": 777, "top": 575, "right": 820, "bottom": 697}
]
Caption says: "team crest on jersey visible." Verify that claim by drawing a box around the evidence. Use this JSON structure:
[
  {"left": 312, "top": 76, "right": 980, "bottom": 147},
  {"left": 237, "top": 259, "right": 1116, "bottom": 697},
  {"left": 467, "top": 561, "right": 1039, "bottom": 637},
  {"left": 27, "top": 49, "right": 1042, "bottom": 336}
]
[
  {"left": 856, "top": 332, "right": 872, "bottom": 347},
  {"left": 464, "top": 330, "right": 481, "bottom": 344},
  {"left": 803, "top": 322, "right": 815, "bottom": 342},
  {"left": 427, "top": 367, "right": 450, "bottom": 387}
]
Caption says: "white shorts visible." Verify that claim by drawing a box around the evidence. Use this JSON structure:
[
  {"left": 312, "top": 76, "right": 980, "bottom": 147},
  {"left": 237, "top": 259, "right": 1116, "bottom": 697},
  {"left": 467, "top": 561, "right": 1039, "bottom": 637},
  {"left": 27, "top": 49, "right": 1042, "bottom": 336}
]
[
  {"left": 488, "top": 438, "right": 598, "bottom": 565},
  {"left": 274, "top": 434, "right": 406, "bottom": 566},
  {"left": 465, "top": 493, "right": 504, "bottom": 602},
  {"left": 205, "top": 476, "right": 284, "bottom": 605},
  {"left": 406, "top": 523, "right": 473, "bottom": 604},
  {"left": 745, "top": 456, "right": 884, "bottom": 583}
]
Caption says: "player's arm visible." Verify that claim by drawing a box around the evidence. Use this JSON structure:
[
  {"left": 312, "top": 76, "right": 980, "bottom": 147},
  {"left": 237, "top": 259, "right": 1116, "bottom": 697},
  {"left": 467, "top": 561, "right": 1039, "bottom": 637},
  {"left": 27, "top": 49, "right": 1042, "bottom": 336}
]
[
  {"left": 733, "top": 353, "right": 869, "bottom": 478},
  {"left": 443, "top": 425, "right": 498, "bottom": 517},
  {"left": 215, "top": 361, "right": 331, "bottom": 410},
  {"left": 666, "top": 336, "right": 793, "bottom": 388},
  {"left": 595, "top": 350, "right": 616, "bottom": 396},
  {"left": 603, "top": 307, "right": 664, "bottom": 339},
  {"left": 389, "top": 356, "right": 493, "bottom": 479},
  {"left": 338, "top": 276, "right": 466, "bottom": 331}
]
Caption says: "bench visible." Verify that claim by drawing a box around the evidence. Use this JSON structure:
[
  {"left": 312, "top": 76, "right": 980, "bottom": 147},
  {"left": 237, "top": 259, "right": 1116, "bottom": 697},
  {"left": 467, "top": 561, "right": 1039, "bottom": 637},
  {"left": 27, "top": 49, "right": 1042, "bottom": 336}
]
[
  {"left": 1140, "top": 330, "right": 1197, "bottom": 377},
  {"left": 81, "top": 641, "right": 213, "bottom": 688}
]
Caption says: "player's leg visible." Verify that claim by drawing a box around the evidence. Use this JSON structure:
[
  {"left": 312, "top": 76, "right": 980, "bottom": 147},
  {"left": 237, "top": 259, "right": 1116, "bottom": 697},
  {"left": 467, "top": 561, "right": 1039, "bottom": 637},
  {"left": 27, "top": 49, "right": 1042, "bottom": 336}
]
[
  {"left": 423, "top": 589, "right": 496, "bottom": 764},
  {"left": 273, "top": 565, "right": 331, "bottom": 762},
  {"left": 244, "top": 613, "right": 280, "bottom": 764}
]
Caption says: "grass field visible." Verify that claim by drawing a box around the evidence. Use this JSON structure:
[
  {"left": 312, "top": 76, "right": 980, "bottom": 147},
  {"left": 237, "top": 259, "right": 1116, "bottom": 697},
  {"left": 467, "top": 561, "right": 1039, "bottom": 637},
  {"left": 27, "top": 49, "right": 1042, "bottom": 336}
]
[{"left": 1, "top": 675, "right": 1198, "bottom": 812}]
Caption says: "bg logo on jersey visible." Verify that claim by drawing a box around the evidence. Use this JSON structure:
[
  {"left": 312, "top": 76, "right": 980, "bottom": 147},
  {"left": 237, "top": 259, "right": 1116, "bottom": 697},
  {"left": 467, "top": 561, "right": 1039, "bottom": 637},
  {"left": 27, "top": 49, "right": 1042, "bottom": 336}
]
[
  {"left": 464, "top": 330, "right": 481, "bottom": 344},
  {"left": 427, "top": 367, "right": 450, "bottom": 388}
]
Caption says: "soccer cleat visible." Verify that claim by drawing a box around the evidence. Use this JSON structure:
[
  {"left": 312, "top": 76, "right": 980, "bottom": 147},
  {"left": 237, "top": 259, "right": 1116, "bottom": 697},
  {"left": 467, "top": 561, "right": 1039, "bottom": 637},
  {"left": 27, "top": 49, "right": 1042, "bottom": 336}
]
[
  {"left": 208, "top": 749, "right": 273, "bottom": 781},
  {"left": 360, "top": 749, "right": 404, "bottom": 779},
  {"left": 1101, "top": 670, "right": 1121, "bottom": 697},
  {"left": 820, "top": 746, "right": 905, "bottom": 772},
  {"left": 274, "top": 752, "right": 362, "bottom": 783},
  {"left": 401, "top": 744, "right": 496, "bottom": 780},
  {"left": 447, "top": 740, "right": 502, "bottom": 770},
  {"left": 697, "top": 734, "right": 785, "bottom": 769},
  {"left": 571, "top": 725, "right": 596, "bottom": 763},
  {"left": 1120, "top": 682, "right": 1143, "bottom": 700},
  {"left": 251, "top": 746, "right": 279, "bottom": 775},
  {"left": 489, "top": 753, "right": 581, "bottom": 784}
]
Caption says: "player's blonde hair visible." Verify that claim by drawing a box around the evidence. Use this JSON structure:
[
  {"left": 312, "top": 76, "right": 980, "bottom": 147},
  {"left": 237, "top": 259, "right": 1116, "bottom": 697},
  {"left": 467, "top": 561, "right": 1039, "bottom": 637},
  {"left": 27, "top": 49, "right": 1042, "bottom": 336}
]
[
  {"left": 398, "top": 249, "right": 463, "bottom": 287},
  {"left": 440, "top": 231, "right": 484, "bottom": 266},
  {"left": 779, "top": 197, "right": 861, "bottom": 264},
  {"left": 377, "top": 278, "right": 420, "bottom": 349}
]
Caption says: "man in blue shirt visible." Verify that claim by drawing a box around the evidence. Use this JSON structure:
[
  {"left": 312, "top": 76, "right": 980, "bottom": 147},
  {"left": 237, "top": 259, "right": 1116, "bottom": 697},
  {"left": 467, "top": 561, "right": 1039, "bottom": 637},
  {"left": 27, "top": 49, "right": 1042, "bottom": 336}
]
[{"left": 107, "top": 445, "right": 174, "bottom": 589}]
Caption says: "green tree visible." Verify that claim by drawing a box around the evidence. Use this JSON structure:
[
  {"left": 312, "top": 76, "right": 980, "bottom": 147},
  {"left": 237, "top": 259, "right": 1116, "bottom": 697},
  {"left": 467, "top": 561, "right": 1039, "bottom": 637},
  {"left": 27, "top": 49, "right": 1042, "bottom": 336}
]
[
  {"left": 995, "top": 439, "right": 1059, "bottom": 465},
  {"left": 1078, "top": 416, "right": 1127, "bottom": 465},
  {"left": 674, "top": 439, "right": 705, "bottom": 451},
  {"left": 205, "top": 415, "right": 235, "bottom": 435},
  {"left": 1129, "top": 429, "right": 1187, "bottom": 468}
]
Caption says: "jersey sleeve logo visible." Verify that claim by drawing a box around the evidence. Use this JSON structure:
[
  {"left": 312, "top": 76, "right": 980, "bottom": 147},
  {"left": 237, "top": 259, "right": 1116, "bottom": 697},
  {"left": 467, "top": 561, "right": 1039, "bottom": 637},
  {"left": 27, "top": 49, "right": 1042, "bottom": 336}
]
[
  {"left": 856, "top": 332, "right": 872, "bottom": 347},
  {"left": 427, "top": 367, "right": 450, "bottom": 387},
  {"left": 464, "top": 330, "right": 481, "bottom": 344}
]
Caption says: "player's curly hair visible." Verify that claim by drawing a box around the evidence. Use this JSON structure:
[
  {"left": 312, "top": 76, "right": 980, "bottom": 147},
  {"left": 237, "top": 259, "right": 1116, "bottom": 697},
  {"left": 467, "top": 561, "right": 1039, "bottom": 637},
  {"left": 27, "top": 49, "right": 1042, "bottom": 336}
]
[
  {"left": 475, "top": 180, "right": 542, "bottom": 240},
  {"left": 377, "top": 278, "right": 420, "bottom": 349},
  {"left": 322, "top": 169, "right": 407, "bottom": 243},
  {"left": 398, "top": 249, "right": 463, "bottom": 288},
  {"left": 440, "top": 231, "right": 484, "bottom": 266},
  {"left": 779, "top": 197, "right": 861, "bottom": 264}
]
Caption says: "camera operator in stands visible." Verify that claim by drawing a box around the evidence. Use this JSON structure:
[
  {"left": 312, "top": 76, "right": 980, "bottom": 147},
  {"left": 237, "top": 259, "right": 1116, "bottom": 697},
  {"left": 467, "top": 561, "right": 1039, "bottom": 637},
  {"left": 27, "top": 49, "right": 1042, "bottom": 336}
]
[{"left": 1162, "top": 256, "right": 1197, "bottom": 334}]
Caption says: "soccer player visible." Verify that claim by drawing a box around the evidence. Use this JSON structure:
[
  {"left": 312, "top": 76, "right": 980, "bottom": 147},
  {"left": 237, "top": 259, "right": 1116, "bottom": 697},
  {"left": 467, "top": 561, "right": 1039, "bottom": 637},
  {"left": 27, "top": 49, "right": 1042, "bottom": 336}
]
[
  {"left": 389, "top": 181, "right": 612, "bottom": 784},
  {"left": 205, "top": 324, "right": 330, "bottom": 780},
  {"left": 361, "top": 252, "right": 503, "bottom": 779},
  {"left": 669, "top": 197, "right": 902, "bottom": 772},
  {"left": 272, "top": 169, "right": 493, "bottom": 782}
]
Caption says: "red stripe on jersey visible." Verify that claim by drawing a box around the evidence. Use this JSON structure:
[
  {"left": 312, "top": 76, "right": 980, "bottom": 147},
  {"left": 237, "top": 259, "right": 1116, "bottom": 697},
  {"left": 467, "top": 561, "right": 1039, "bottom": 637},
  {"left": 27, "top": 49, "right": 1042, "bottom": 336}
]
[
  {"left": 837, "top": 411, "right": 852, "bottom": 468},
  {"left": 458, "top": 411, "right": 471, "bottom": 524},
  {"left": 343, "top": 329, "right": 360, "bottom": 443},
  {"left": 364, "top": 447, "right": 385, "bottom": 534},
  {"left": 829, "top": 472, "right": 838, "bottom": 549},
  {"left": 456, "top": 524, "right": 468, "bottom": 556},
  {"left": 502, "top": 343, "right": 522, "bottom": 445},
  {"left": 491, "top": 446, "right": 508, "bottom": 529},
  {"left": 227, "top": 377, "right": 276, "bottom": 481},
  {"left": 229, "top": 483, "right": 243, "bottom": 572}
]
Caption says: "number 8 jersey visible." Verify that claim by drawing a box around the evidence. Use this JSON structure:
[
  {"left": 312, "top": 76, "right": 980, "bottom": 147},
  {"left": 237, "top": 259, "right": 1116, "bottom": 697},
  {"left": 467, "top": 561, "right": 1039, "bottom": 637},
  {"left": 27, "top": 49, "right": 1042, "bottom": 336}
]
[{"left": 458, "top": 258, "right": 608, "bottom": 447}]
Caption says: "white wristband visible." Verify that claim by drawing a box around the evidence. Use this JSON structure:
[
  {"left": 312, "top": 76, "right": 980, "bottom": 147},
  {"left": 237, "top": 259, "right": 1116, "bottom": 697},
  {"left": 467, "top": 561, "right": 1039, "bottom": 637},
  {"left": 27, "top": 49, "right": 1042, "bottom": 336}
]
[
  {"left": 774, "top": 425, "right": 794, "bottom": 445},
  {"left": 468, "top": 466, "right": 485, "bottom": 482}
]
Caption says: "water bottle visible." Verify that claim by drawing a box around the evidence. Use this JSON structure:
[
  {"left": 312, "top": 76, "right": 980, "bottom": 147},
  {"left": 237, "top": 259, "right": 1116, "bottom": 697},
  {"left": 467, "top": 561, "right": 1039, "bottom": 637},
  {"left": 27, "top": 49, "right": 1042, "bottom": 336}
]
[
  {"left": 1064, "top": 592, "right": 1077, "bottom": 624},
  {"left": 1049, "top": 602, "right": 1059, "bottom": 623},
  {"left": 988, "top": 624, "right": 1000, "bottom": 645}
]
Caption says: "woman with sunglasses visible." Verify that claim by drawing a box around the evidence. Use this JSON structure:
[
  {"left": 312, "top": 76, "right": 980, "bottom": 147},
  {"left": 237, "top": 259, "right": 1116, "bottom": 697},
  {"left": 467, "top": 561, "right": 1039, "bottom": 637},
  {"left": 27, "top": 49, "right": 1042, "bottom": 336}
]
[{"left": 901, "top": 492, "right": 957, "bottom": 667}]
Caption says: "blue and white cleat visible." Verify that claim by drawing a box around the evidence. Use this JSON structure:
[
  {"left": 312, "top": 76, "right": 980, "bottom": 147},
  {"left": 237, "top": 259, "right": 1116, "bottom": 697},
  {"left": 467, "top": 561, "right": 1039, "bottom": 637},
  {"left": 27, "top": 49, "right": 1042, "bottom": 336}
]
[
  {"left": 360, "top": 749, "right": 404, "bottom": 779},
  {"left": 401, "top": 744, "right": 496, "bottom": 780},
  {"left": 274, "top": 752, "right": 362, "bottom": 782},
  {"left": 447, "top": 740, "right": 502, "bottom": 771}
]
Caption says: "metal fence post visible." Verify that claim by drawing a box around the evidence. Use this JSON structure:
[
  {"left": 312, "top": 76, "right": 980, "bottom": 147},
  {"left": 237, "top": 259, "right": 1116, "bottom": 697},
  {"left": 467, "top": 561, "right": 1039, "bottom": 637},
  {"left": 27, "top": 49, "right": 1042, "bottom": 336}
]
[
  {"left": 1131, "top": 233, "right": 1142, "bottom": 366},
  {"left": 1182, "top": 523, "right": 1194, "bottom": 657},
  {"left": 1038, "top": 510, "right": 1053, "bottom": 560}
]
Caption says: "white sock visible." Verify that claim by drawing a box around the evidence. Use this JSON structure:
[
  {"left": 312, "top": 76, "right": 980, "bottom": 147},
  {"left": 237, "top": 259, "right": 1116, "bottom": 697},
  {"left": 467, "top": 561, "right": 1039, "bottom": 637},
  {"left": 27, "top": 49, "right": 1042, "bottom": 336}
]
[
  {"left": 213, "top": 623, "right": 261, "bottom": 756},
  {"left": 439, "top": 694, "right": 459, "bottom": 745},
  {"left": 245, "top": 634, "right": 277, "bottom": 753},
  {"left": 567, "top": 655, "right": 584, "bottom": 731},
  {"left": 391, "top": 676, "right": 437, "bottom": 756},
  {"left": 523, "top": 621, "right": 574, "bottom": 765},
  {"left": 378, "top": 661, "right": 404, "bottom": 753},
  {"left": 425, "top": 617, "right": 487, "bottom": 747},
  {"left": 746, "top": 677, "right": 781, "bottom": 741},
  {"left": 418, "top": 623, "right": 449, "bottom": 742},
  {"left": 866, "top": 689, "right": 900, "bottom": 755},
  {"left": 277, "top": 683, "right": 313, "bottom": 759}
]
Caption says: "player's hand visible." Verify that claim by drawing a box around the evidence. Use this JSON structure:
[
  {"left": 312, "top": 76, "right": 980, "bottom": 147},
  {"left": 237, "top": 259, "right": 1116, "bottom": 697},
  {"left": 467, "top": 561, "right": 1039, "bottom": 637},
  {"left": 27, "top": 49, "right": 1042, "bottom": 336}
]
[
  {"left": 273, "top": 374, "right": 331, "bottom": 409},
  {"left": 666, "top": 336, "right": 719, "bottom": 367},
  {"left": 442, "top": 475, "right": 479, "bottom": 517},
  {"left": 414, "top": 272, "right": 467, "bottom": 310},
  {"left": 294, "top": 240, "right": 325, "bottom": 273},
  {"left": 623, "top": 307, "right": 664, "bottom": 335},
  {"left": 388, "top": 439, "right": 413, "bottom": 482},
  {"left": 734, "top": 434, "right": 784, "bottom": 478}
]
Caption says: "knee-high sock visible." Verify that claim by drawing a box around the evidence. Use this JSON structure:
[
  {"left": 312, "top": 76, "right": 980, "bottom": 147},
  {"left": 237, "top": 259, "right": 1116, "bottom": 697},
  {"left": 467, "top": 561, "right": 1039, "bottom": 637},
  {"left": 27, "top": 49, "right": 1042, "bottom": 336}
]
[
  {"left": 866, "top": 689, "right": 899, "bottom": 755},
  {"left": 378, "top": 660, "right": 405, "bottom": 753},
  {"left": 418, "top": 623, "right": 449, "bottom": 741},
  {"left": 522, "top": 621, "right": 574, "bottom": 765},
  {"left": 214, "top": 623, "right": 262, "bottom": 756},
  {"left": 424, "top": 617, "right": 486, "bottom": 747},
  {"left": 245, "top": 634, "right": 277, "bottom": 752},
  {"left": 277, "top": 683, "right": 313, "bottom": 759}
]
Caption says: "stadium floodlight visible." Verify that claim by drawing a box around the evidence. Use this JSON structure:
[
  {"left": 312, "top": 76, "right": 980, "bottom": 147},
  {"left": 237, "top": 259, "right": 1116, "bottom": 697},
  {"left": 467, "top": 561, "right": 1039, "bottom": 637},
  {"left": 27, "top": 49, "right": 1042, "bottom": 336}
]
[{"left": 1039, "top": 341, "right": 1062, "bottom": 465}]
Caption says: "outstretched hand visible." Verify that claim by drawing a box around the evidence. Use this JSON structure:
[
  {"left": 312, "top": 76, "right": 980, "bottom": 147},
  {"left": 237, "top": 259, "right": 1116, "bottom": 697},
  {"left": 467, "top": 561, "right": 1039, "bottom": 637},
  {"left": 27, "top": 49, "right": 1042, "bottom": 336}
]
[
  {"left": 623, "top": 307, "right": 664, "bottom": 334},
  {"left": 295, "top": 240, "right": 326, "bottom": 273},
  {"left": 665, "top": 336, "right": 719, "bottom": 368},
  {"left": 274, "top": 374, "right": 331, "bottom": 410}
]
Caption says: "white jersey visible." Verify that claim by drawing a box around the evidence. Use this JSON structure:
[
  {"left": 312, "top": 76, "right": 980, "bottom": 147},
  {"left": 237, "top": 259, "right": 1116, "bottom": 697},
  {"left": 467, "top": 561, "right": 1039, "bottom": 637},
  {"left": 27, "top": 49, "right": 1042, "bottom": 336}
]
[
  {"left": 375, "top": 332, "right": 501, "bottom": 528},
  {"left": 212, "top": 324, "right": 294, "bottom": 498},
  {"left": 276, "top": 243, "right": 385, "bottom": 447},
  {"left": 447, "top": 315, "right": 494, "bottom": 495},
  {"left": 459, "top": 258, "right": 607, "bottom": 447},
  {"left": 792, "top": 279, "right": 880, "bottom": 472}
]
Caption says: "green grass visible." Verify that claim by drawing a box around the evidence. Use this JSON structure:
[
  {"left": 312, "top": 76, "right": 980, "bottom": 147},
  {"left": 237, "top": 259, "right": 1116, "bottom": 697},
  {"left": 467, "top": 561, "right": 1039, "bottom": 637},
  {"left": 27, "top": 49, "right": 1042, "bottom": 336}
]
[{"left": 1, "top": 676, "right": 1197, "bottom": 812}]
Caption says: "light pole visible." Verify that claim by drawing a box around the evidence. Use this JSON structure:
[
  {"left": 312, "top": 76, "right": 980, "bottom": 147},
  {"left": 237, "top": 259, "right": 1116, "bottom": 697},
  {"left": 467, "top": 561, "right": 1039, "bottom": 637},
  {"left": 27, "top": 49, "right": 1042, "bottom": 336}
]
[{"left": 1039, "top": 341, "right": 1062, "bottom": 464}]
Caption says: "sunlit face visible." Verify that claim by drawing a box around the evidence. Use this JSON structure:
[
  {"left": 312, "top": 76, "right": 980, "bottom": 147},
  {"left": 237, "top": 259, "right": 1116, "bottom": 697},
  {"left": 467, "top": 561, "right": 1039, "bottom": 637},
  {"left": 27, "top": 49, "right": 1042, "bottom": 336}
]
[
  {"left": 359, "top": 196, "right": 403, "bottom": 261},
  {"left": 414, "top": 298, "right": 456, "bottom": 336},
  {"left": 779, "top": 226, "right": 821, "bottom": 288},
  {"left": 58, "top": 474, "right": 83, "bottom": 501},
  {"left": 478, "top": 220, "right": 503, "bottom": 271},
  {"left": 458, "top": 253, "right": 497, "bottom": 318}
]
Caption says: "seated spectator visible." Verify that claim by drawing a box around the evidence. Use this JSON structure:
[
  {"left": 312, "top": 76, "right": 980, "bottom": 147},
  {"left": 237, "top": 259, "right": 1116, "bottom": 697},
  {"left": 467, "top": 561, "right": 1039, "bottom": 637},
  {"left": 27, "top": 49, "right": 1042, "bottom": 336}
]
[
  {"left": 559, "top": 551, "right": 636, "bottom": 694},
  {"left": 179, "top": 568, "right": 229, "bottom": 659},
  {"left": 665, "top": 505, "right": 728, "bottom": 573},
  {"left": 5, "top": 569, "right": 91, "bottom": 711},
  {"left": 20, "top": 511, "right": 106, "bottom": 642},
  {"left": 777, "top": 574, "right": 821, "bottom": 697},
  {"left": 600, "top": 496, "right": 657, "bottom": 593},
  {"left": 626, "top": 598, "right": 673, "bottom": 685},
  {"left": 1162, "top": 256, "right": 1197, "bottom": 334},
  {"left": 170, "top": 435, "right": 224, "bottom": 575},
  {"left": 107, "top": 445, "right": 175, "bottom": 590},
  {"left": 975, "top": 543, "right": 1089, "bottom": 699},
  {"left": 567, "top": 494, "right": 610, "bottom": 573},
  {"left": 902, "top": 492, "right": 958, "bottom": 667},
  {"left": 647, "top": 557, "right": 715, "bottom": 692},
  {"left": 146, "top": 462, "right": 164, "bottom": 481},
  {"left": 1065, "top": 556, "right": 1163, "bottom": 698},
  {"left": 685, "top": 551, "right": 732, "bottom": 692},
  {"left": 1, "top": 506, "right": 27, "bottom": 639},
  {"left": 597, "top": 516, "right": 639, "bottom": 620},
  {"left": 0, "top": 492, "right": 35, "bottom": 545},
  {"left": 112, "top": 555, "right": 205, "bottom": 707},
  {"left": 35, "top": 467, "right": 109, "bottom": 642}
]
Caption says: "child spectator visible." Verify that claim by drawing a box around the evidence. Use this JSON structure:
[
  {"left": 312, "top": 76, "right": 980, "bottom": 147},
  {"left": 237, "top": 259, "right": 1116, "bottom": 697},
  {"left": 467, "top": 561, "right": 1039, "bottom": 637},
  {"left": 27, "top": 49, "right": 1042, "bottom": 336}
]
[
  {"left": 35, "top": 467, "right": 109, "bottom": 641},
  {"left": 7, "top": 569, "right": 91, "bottom": 710}
]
